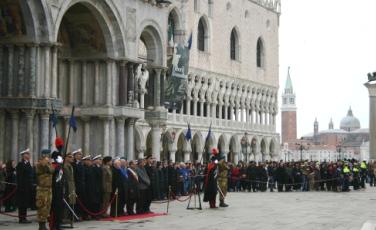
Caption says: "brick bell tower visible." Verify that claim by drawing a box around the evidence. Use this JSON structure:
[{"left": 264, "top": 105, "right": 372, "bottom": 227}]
[{"left": 281, "top": 67, "right": 297, "bottom": 145}]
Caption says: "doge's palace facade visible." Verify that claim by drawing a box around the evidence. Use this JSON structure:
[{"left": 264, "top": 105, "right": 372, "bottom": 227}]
[{"left": 0, "top": 0, "right": 281, "bottom": 163}]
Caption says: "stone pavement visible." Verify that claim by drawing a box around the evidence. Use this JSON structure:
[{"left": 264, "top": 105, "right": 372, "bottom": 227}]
[{"left": 1, "top": 187, "right": 376, "bottom": 230}]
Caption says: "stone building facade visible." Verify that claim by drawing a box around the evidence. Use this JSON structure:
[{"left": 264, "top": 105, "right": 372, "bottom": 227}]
[{"left": 0, "top": 0, "right": 281, "bottom": 163}]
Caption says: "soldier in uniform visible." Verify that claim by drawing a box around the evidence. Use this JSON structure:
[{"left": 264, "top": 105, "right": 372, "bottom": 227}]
[
  {"left": 16, "top": 148, "right": 33, "bottom": 224},
  {"left": 35, "top": 149, "right": 54, "bottom": 230},
  {"left": 91, "top": 155, "right": 103, "bottom": 218},
  {"left": 217, "top": 154, "right": 229, "bottom": 207},
  {"left": 50, "top": 151, "right": 64, "bottom": 230},
  {"left": 72, "top": 149, "right": 85, "bottom": 219},
  {"left": 63, "top": 152, "right": 76, "bottom": 222},
  {"left": 203, "top": 148, "right": 219, "bottom": 209},
  {"left": 102, "top": 156, "right": 113, "bottom": 217}
]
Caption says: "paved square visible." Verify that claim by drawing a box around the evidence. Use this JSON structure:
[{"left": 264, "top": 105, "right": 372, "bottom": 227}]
[{"left": 1, "top": 188, "right": 376, "bottom": 230}]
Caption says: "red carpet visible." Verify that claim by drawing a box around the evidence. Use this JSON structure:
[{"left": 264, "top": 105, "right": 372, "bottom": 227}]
[{"left": 101, "top": 212, "right": 167, "bottom": 221}]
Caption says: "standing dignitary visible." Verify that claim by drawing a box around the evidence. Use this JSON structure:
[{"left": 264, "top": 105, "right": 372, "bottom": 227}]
[
  {"left": 135, "top": 159, "right": 151, "bottom": 214},
  {"left": 82, "top": 155, "right": 94, "bottom": 220},
  {"left": 218, "top": 154, "right": 229, "bottom": 207},
  {"left": 126, "top": 160, "right": 139, "bottom": 215},
  {"left": 35, "top": 149, "right": 54, "bottom": 230},
  {"left": 16, "top": 148, "right": 33, "bottom": 223},
  {"left": 50, "top": 151, "right": 65, "bottom": 230},
  {"left": 91, "top": 155, "right": 103, "bottom": 217},
  {"left": 102, "top": 156, "right": 113, "bottom": 217},
  {"left": 203, "top": 148, "right": 219, "bottom": 209},
  {"left": 144, "top": 155, "right": 154, "bottom": 212},
  {"left": 72, "top": 149, "right": 85, "bottom": 219}
]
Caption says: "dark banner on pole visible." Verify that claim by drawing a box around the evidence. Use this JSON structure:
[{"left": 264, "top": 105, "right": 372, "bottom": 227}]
[{"left": 165, "top": 43, "right": 190, "bottom": 110}]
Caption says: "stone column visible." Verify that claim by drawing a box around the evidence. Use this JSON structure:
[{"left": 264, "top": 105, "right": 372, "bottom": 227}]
[
  {"left": 7, "top": 45, "right": 14, "bottom": 97},
  {"left": 102, "top": 117, "right": 111, "bottom": 156},
  {"left": 116, "top": 117, "right": 126, "bottom": 156},
  {"left": 43, "top": 45, "right": 51, "bottom": 97},
  {"left": 24, "top": 111, "right": 35, "bottom": 160},
  {"left": 186, "top": 99, "right": 191, "bottom": 115},
  {"left": 51, "top": 46, "right": 58, "bottom": 98},
  {"left": 218, "top": 103, "right": 223, "bottom": 119},
  {"left": 138, "top": 151, "right": 144, "bottom": 160},
  {"left": 17, "top": 45, "right": 25, "bottom": 97},
  {"left": 0, "top": 111, "right": 5, "bottom": 160},
  {"left": 94, "top": 61, "right": 100, "bottom": 105},
  {"left": 193, "top": 99, "right": 198, "bottom": 116},
  {"left": 233, "top": 152, "right": 239, "bottom": 164},
  {"left": 246, "top": 107, "right": 250, "bottom": 122},
  {"left": 224, "top": 104, "right": 228, "bottom": 120},
  {"left": 184, "top": 151, "right": 190, "bottom": 163},
  {"left": 230, "top": 106, "right": 235, "bottom": 121},
  {"left": 211, "top": 103, "right": 216, "bottom": 119},
  {"left": 81, "top": 61, "right": 87, "bottom": 106},
  {"left": 240, "top": 106, "right": 244, "bottom": 122},
  {"left": 10, "top": 111, "right": 19, "bottom": 160},
  {"left": 69, "top": 60, "right": 75, "bottom": 105},
  {"left": 105, "top": 60, "right": 112, "bottom": 106},
  {"left": 365, "top": 82, "right": 376, "bottom": 160},
  {"left": 160, "top": 70, "right": 165, "bottom": 107},
  {"left": 28, "top": 44, "right": 37, "bottom": 97},
  {"left": 200, "top": 100, "right": 204, "bottom": 117},
  {"left": 82, "top": 116, "right": 90, "bottom": 155},
  {"left": 169, "top": 150, "right": 176, "bottom": 162},
  {"left": 119, "top": 61, "right": 127, "bottom": 106},
  {"left": 206, "top": 102, "right": 211, "bottom": 117},
  {"left": 126, "top": 119, "right": 135, "bottom": 160},
  {"left": 40, "top": 111, "right": 50, "bottom": 152},
  {"left": 151, "top": 123, "right": 161, "bottom": 161}
]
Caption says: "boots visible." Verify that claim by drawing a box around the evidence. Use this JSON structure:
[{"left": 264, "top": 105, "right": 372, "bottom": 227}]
[
  {"left": 219, "top": 200, "right": 229, "bottom": 208},
  {"left": 209, "top": 200, "right": 217, "bottom": 209},
  {"left": 38, "top": 222, "right": 47, "bottom": 230}
]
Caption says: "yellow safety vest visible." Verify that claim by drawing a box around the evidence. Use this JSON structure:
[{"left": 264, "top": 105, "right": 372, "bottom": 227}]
[
  {"left": 353, "top": 167, "right": 359, "bottom": 173},
  {"left": 361, "top": 162, "right": 367, "bottom": 169},
  {"left": 343, "top": 167, "right": 350, "bottom": 174}
]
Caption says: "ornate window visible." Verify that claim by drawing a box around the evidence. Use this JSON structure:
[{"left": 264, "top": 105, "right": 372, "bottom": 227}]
[
  {"left": 198, "top": 18, "right": 206, "bottom": 51},
  {"left": 256, "top": 38, "right": 264, "bottom": 68},
  {"left": 230, "top": 28, "right": 239, "bottom": 60},
  {"left": 168, "top": 13, "right": 175, "bottom": 46}
]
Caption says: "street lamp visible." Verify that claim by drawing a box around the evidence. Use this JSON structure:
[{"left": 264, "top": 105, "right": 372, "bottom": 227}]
[{"left": 296, "top": 138, "right": 309, "bottom": 161}]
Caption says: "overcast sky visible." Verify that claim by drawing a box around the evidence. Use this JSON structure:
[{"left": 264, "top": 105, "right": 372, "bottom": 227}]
[{"left": 277, "top": 0, "right": 376, "bottom": 138}]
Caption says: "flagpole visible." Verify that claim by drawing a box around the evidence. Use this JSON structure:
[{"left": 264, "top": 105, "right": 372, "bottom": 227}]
[
  {"left": 199, "top": 122, "right": 212, "bottom": 164},
  {"left": 51, "top": 103, "right": 58, "bottom": 137},
  {"left": 64, "top": 106, "right": 75, "bottom": 155}
]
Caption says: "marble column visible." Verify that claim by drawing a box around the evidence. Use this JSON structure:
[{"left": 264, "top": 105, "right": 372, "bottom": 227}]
[
  {"left": 240, "top": 106, "right": 244, "bottom": 122},
  {"left": 81, "top": 61, "right": 87, "bottom": 106},
  {"left": 127, "top": 63, "right": 135, "bottom": 106},
  {"left": 51, "top": 46, "right": 58, "bottom": 98},
  {"left": 116, "top": 117, "right": 126, "bottom": 156},
  {"left": 10, "top": 111, "right": 19, "bottom": 160},
  {"left": 105, "top": 60, "right": 112, "bottom": 106},
  {"left": 169, "top": 150, "right": 176, "bottom": 162},
  {"left": 17, "top": 45, "right": 25, "bottom": 97},
  {"left": 365, "top": 82, "right": 376, "bottom": 160},
  {"left": 119, "top": 61, "right": 127, "bottom": 106},
  {"left": 233, "top": 152, "right": 239, "bottom": 164},
  {"left": 43, "top": 45, "right": 51, "bottom": 97},
  {"left": 0, "top": 111, "right": 5, "bottom": 160},
  {"left": 126, "top": 119, "right": 135, "bottom": 160},
  {"left": 138, "top": 151, "right": 144, "bottom": 160},
  {"left": 40, "top": 112, "right": 50, "bottom": 152},
  {"left": 69, "top": 60, "right": 75, "bottom": 105},
  {"left": 224, "top": 105, "right": 228, "bottom": 120},
  {"left": 28, "top": 44, "right": 37, "bottom": 97},
  {"left": 160, "top": 70, "right": 165, "bottom": 107},
  {"left": 200, "top": 100, "right": 204, "bottom": 117},
  {"left": 151, "top": 123, "right": 161, "bottom": 161},
  {"left": 211, "top": 104, "right": 216, "bottom": 119},
  {"left": 218, "top": 104, "right": 223, "bottom": 119},
  {"left": 102, "top": 117, "right": 111, "bottom": 156},
  {"left": 7, "top": 45, "right": 14, "bottom": 97},
  {"left": 230, "top": 106, "right": 235, "bottom": 121},
  {"left": 206, "top": 102, "right": 211, "bottom": 117},
  {"left": 246, "top": 107, "right": 250, "bottom": 122},
  {"left": 94, "top": 61, "right": 100, "bottom": 105},
  {"left": 153, "top": 69, "right": 162, "bottom": 108},
  {"left": 82, "top": 116, "right": 90, "bottom": 155}
]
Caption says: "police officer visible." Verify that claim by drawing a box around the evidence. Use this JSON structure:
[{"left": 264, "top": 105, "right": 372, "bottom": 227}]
[{"left": 36, "top": 149, "right": 54, "bottom": 230}]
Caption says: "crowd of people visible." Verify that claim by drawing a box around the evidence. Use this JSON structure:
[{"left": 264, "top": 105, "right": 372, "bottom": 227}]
[{"left": 0, "top": 142, "right": 374, "bottom": 230}]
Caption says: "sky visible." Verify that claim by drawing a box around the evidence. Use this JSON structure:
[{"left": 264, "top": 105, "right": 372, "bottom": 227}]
[{"left": 277, "top": 0, "right": 376, "bottom": 137}]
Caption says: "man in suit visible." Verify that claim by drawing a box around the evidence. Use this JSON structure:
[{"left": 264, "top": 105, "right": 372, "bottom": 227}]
[
  {"left": 91, "top": 155, "right": 103, "bottom": 218},
  {"left": 126, "top": 160, "right": 139, "bottom": 215},
  {"left": 102, "top": 156, "right": 112, "bottom": 217},
  {"left": 135, "top": 159, "right": 151, "bottom": 214},
  {"left": 16, "top": 148, "right": 33, "bottom": 224}
]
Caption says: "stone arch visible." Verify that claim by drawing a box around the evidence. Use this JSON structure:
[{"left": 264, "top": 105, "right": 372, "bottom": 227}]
[
  {"left": 197, "top": 15, "right": 210, "bottom": 52},
  {"left": 134, "top": 125, "right": 146, "bottom": 159},
  {"left": 138, "top": 20, "right": 165, "bottom": 66},
  {"left": 55, "top": 0, "right": 126, "bottom": 57},
  {"left": 230, "top": 26, "right": 240, "bottom": 61},
  {"left": 191, "top": 131, "right": 204, "bottom": 162}
]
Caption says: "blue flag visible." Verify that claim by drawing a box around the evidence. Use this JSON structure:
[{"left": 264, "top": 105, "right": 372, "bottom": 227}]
[
  {"left": 69, "top": 107, "right": 77, "bottom": 132},
  {"left": 49, "top": 110, "right": 58, "bottom": 128},
  {"left": 185, "top": 123, "right": 192, "bottom": 141},
  {"left": 187, "top": 32, "right": 192, "bottom": 50}
]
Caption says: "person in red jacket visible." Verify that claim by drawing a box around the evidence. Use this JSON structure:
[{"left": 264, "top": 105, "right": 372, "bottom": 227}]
[{"left": 203, "top": 148, "right": 219, "bottom": 208}]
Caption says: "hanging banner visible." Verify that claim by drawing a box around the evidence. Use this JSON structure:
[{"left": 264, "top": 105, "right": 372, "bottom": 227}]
[{"left": 165, "top": 43, "right": 190, "bottom": 110}]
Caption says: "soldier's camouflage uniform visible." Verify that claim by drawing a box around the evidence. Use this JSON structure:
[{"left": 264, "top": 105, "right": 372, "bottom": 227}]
[
  {"left": 218, "top": 160, "right": 229, "bottom": 201},
  {"left": 36, "top": 163, "right": 54, "bottom": 222}
]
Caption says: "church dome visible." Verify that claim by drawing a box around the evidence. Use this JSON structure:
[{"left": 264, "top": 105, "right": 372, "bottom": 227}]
[{"left": 340, "top": 107, "right": 361, "bottom": 131}]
